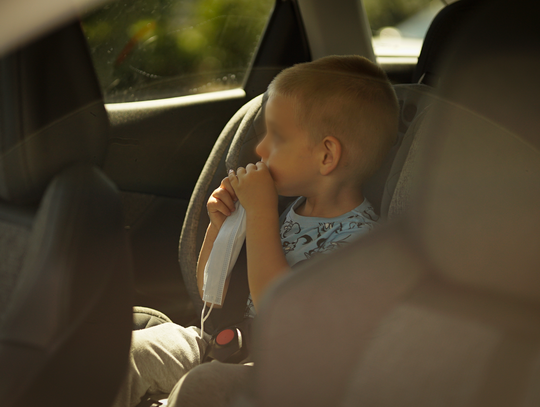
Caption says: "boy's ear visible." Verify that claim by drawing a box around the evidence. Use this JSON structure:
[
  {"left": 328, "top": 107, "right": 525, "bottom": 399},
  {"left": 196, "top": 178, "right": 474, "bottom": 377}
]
[{"left": 319, "top": 136, "right": 342, "bottom": 176}]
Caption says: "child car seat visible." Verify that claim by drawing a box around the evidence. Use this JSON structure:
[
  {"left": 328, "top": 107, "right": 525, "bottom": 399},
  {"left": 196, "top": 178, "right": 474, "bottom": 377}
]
[
  {"left": 179, "top": 80, "right": 436, "bottom": 335},
  {"left": 179, "top": 93, "right": 268, "bottom": 334}
]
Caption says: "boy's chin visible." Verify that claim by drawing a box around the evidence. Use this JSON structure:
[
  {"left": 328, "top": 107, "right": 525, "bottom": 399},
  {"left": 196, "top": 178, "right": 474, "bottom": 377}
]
[
  {"left": 276, "top": 188, "right": 299, "bottom": 198},
  {"left": 274, "top": 182, "right": 301, "bottom": 198}
]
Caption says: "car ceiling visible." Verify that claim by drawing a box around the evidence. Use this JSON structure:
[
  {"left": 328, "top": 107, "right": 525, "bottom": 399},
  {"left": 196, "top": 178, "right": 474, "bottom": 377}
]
[
  {"left": 0, "top": 0, "right": 108, "bottom": 56},
  {"left": 1, "top": 0, "right": 377, "bottom": 61}
]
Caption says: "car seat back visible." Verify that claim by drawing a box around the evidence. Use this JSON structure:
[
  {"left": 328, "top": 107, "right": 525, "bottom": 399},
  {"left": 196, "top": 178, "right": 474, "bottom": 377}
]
[
  {"left": 242, "top": 1, "right": 540, "bottom": 406},
  {"left": 412, "top": 0, "right": 486, "bottom": 86},
  {"left": 364, "top": 83, "right": 434, "bottom": 219},
  {"left": 0, "top": 22, "right": 109, "bottom": 204},
  {"left": 0, "top": 21, "right": 132, "bottom": 407}
]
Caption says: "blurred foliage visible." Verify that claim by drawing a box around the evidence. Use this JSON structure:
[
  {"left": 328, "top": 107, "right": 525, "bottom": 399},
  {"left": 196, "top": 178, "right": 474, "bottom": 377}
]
[
  {"left": 83, "top": 0, "right": 440, "bottom": 102},
  {"left": 82, "top": 0, "right": 274, "bottom": 102},
  {"left": 364, "top": 0, "right": 436, "bottom": 33}
]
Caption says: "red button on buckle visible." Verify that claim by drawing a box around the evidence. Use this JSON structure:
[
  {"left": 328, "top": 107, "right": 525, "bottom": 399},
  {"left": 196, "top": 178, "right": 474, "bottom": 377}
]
[{"left": 216, "top": 329, "right": 235, "bottom": 346}]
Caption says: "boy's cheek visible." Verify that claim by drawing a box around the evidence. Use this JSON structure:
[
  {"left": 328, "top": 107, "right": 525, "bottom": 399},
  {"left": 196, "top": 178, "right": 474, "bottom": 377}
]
[
  {"left": 267, "top": 172, "right": 279, "bottom": 189},
  {"left": 264, "top": 163, "right": 276, "bottom": 180}
]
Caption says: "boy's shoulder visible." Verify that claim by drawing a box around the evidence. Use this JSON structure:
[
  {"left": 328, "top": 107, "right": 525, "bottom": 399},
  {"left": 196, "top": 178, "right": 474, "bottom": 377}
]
[
  {"left": 340, "top": 198, "right": 379, "bottom": 224},
  {"left": 281, "top": 197, "right": 379, "bottom": 243},
  {"left": 284, "top": 197, "right": 379, "bottom": 224},
  {"left": 280, "top": 197, "right": 378, "bottom": 265}
]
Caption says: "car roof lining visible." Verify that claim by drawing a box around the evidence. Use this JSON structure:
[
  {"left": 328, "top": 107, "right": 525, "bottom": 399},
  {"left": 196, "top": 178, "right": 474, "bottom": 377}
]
[{"left": 0, "top": 0, "right": 108, "bottom": 57}]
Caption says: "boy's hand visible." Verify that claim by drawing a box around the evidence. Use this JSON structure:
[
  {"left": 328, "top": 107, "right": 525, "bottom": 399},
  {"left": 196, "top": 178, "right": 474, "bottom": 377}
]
[
  {"left": 228, "top": 162, "right": 278, "bottom": 215},
  {"left": 207, "top": 177, "right": 238, "bottom": 230},
  {"left": 229, "top": 162, "right": 285, "bottom": 310}
]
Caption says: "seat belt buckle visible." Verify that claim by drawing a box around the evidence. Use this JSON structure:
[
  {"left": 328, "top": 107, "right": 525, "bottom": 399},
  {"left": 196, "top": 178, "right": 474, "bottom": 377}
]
[{"left": 202, "top": 319, "right": 252, "bottom": 364}]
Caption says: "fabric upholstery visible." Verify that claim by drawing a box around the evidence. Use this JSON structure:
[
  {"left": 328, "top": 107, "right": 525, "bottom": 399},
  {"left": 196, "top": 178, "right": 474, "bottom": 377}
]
[
  {"left": 0, "top": 220, "right": 30, "bottom": 323},
  {"left": 339, "top": 283, "right": 540, "bottom": 407},
  {"left": 374, "top": 83, "right": 434, "bottom": 219},
  {"left": 179, "top": 94, "right": 266, "bottom": 325},
  {"left": 0, "top": 20, "right": 132, "bottom": 407},
  {"left": 409, "top": 0, "right": 540, "bottom": 302},
  {"left": 0, "top": 164, "right": 133, "bottom": 407},
  {"left": 0, "top": 21, "right": 108, "bottom": 204},
  {"left": 386, "top": 106, "right": 431, "bottom": 220},
  {"left": 240, "top": 0, "right": 540, "bottom": 406},
  {"left": 412, "top": 0, "right": 485, "bottom": 86}
]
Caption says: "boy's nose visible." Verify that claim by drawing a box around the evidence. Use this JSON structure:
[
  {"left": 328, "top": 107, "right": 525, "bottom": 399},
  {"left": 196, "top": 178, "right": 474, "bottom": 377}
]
[{"left": 255, "top": 137, "right": 266, "bottom": 159}]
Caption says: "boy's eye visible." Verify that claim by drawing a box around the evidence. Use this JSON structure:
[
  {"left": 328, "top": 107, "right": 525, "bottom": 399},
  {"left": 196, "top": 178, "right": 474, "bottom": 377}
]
[
  {"left": 272, "top": 132, "right": 283, "bottom": 144},
  {"left": 267, "top": 129, "right": 281, "bottom": 142}
]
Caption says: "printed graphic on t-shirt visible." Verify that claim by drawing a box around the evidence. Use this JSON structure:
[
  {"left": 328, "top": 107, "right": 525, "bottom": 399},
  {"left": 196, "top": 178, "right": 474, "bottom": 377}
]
[
  {"left": 281, "top": 203, "right": 378, "bottom": 263},
  {"left": 245, "top": 198, "right": 379, "bottom": 317}
]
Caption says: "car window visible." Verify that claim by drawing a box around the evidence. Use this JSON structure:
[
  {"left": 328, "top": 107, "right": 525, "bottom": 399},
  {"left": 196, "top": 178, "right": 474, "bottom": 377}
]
[
  {"left": 81, "top": 0, "right": 275, "bottom": 103},
  {"left": 365, "top": 0, "right": 448, "bottom": 65}
]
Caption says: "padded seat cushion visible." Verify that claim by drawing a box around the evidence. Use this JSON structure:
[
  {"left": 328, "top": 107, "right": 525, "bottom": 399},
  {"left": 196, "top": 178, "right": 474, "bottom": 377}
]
[
  {"left": 0, "top": 21, "right": 109, "bottom": 204},
  {"left": 0, "top": 164, "right": 132, "bottom": 407},
  {"left": 241, "top": 1, "right": 540, "bottom": 406}
]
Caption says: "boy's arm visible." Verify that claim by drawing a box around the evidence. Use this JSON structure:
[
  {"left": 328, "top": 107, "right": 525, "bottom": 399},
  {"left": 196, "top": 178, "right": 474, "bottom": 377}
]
[
  {"left": 244, "top": 208, "right": 289, "bottom": 310},
  {"left": 229, "top": 162, "right": 289, "bottom": 310}
]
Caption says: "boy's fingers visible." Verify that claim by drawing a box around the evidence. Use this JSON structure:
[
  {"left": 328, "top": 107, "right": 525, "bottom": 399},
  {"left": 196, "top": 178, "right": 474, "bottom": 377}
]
[
  {"left": 221, "top": 177, "right": 238, "bottom": 201},
  {"left": 208, "top": 196, "right": 232, "bottom": 216},
  {"left": 228, "top": 169, "right": 238, "bottom": 185},
  {"left": 213, "top": 188, "right": 235, "bottom": 213}
]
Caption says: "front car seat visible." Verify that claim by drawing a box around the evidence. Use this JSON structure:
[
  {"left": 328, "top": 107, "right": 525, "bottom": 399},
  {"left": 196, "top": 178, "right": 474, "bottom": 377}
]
[
  {"left": 241, "top": 0, "right": 540, "bottom": 406},
  {"left": 412, "top": 0, "right": 486, "bottom": 86},
  {"left": 0, "top": 21, "right": 133, "bottom": 407}
]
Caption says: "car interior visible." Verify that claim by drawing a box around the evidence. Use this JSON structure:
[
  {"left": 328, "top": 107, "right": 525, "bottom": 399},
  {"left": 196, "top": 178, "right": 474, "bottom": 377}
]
[
  {"left": 0, "top": 0, "right": 538, "bottom": 406},
  {"left": 0, "top": 21, "right": 132, "bottom": 406}
]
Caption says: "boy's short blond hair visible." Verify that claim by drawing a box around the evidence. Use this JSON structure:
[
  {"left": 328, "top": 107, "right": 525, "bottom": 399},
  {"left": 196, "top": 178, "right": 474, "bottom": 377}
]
[{"left": 267, "top": 55, "right": 398, "bottom": 183}]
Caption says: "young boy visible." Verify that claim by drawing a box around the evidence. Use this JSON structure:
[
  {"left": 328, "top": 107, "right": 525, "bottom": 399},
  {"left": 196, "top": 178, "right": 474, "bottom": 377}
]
[{"left": 114, "top": 55, "right": 398, "bottom": 407}]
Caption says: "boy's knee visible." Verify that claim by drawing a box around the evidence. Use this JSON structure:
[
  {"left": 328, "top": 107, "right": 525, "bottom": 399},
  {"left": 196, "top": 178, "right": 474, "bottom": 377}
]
[
  {"left": 129, "top": 323, "right": 207, "bottom": 368},
  {"left": 167, "top": 362, "right": 252, "bottom": 407}
]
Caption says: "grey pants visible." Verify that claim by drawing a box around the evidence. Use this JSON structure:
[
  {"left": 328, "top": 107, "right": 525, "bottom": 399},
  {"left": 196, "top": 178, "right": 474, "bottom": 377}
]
[
  {"left": 112, "top": 323, "right": 210, "bottom": 407},
  {"left": 112, "top": 322, "right": 253, "bottom": 407},
  {"left": 167, "top": 361, "right": 253, "bottom": 407}
]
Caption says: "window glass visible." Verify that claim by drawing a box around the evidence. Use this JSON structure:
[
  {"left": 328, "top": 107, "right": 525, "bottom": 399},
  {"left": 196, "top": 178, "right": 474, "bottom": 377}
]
[
  {"left": 82, "top": 0, "right": 275, "bottom": 103},
  {"left": 364, "top": 0, "right": 447, "bottom": 62}
]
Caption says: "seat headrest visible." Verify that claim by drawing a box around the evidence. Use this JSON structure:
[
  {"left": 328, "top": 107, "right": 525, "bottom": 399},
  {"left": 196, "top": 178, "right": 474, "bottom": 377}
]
[
  {"left": 409, "top": 0, "right": 540, "bottom": 302},
  {"left": 0, "top": 21, "right": 109, "bottom": 204},
  {"left": 413, "top": 0, "right": 486, "bottom": 86}
]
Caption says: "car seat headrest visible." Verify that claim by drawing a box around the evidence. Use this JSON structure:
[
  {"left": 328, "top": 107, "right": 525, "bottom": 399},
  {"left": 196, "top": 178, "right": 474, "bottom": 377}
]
[
  {"left": 408, "top": 0, "right": 540, "bottom": 302},
  {"left": 0, "top": 21, "right": 109, "bottom": 204},
  {"left": 412, "top": 0, "right": 485, "bottom": 86}
]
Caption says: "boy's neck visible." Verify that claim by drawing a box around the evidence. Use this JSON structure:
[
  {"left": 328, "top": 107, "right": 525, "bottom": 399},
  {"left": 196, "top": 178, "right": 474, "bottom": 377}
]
[{"left": 296, "top": 187, "right": 365, "bottom": 218}]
